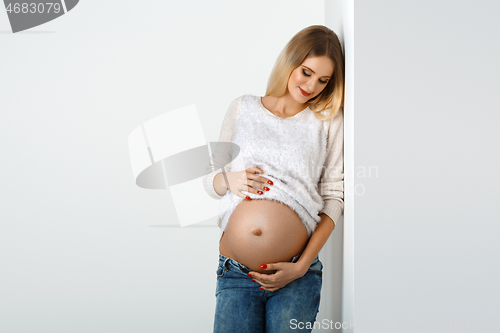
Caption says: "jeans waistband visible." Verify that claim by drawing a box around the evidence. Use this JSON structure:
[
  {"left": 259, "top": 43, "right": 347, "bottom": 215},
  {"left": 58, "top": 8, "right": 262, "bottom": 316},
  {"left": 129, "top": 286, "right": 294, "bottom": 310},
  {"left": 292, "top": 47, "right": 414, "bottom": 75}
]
[{"left": 218, "top": 253, "right": 319, "bottom": 274}]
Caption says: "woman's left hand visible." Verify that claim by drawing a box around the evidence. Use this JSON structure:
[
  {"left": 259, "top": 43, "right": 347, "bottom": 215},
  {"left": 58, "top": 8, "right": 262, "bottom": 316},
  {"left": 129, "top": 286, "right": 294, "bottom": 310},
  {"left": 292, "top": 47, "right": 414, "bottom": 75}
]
[{"left": 248, "top": 262, "right": 307, "bottom": 292}]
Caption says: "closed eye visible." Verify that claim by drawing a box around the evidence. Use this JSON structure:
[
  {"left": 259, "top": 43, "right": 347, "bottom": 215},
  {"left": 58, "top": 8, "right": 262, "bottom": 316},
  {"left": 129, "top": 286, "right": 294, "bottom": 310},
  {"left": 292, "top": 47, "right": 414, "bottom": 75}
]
[{"left": 302, "top": 69, "right": 329, "bottom": 84}]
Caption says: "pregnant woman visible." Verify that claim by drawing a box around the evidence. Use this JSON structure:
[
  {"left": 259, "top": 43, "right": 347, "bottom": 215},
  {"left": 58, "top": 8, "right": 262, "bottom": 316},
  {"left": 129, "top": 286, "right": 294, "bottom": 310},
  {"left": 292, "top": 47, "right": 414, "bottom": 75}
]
[{"left": 203, "top": 25, "right": 344, "bottom": 333}]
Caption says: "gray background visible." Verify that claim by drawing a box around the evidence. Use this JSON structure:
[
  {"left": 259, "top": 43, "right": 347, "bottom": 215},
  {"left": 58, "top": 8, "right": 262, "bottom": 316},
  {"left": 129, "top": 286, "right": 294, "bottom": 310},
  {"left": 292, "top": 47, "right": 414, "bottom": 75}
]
[{"left": 354, "top": 0, "right": 499, "bottom": 332}]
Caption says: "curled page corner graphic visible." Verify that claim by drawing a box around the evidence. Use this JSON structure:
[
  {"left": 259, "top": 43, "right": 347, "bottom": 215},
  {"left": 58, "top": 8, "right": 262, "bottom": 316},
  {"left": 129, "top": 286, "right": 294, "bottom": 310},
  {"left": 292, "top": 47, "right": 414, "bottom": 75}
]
[
  {"left": 127, "top": 104, "right": 239, "bottom": 228},
  {"left": 4, "top": 0, "right": 80, "bottom": 33}
]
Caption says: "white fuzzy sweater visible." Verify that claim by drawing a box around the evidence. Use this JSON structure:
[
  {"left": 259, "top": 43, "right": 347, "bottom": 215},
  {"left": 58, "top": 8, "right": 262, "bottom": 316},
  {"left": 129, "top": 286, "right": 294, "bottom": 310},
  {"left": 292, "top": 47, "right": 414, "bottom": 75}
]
[{"left": 204, "top": 94, "right": 344, "bottom": 237}]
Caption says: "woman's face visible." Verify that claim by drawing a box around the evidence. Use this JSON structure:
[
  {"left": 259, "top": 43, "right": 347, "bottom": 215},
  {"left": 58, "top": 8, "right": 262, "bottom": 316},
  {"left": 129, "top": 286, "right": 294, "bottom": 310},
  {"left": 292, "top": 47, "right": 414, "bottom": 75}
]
[{"left": 287, "top": 55, "right": 334, "bottom": 103}]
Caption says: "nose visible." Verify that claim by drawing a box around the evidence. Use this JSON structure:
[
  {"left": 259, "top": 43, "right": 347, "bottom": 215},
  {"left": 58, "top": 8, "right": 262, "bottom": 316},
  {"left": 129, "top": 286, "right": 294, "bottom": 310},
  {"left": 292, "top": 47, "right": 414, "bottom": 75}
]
[{"left": 305, "top": 79, "right": 315, "bottom": 94}]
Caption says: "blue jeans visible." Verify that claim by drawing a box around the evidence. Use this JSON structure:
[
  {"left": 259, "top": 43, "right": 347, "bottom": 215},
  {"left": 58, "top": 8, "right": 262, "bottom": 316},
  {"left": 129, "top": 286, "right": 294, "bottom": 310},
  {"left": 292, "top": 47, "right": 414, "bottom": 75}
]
[{"left": 213, "top": 253, "right": 323, "bottom": 333}]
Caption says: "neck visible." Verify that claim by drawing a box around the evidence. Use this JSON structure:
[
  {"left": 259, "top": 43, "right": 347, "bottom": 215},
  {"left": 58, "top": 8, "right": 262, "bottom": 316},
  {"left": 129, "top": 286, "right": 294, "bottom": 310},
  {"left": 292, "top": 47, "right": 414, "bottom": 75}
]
[{"left": 273, "top": 92, "right": 309, "bottom": 116}]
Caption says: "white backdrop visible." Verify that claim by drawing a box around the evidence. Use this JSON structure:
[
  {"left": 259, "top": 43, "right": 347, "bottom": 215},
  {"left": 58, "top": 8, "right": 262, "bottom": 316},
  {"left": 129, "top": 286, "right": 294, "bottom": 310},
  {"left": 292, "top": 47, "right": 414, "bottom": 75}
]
[
  {"left": 0, "top": 1, "right": 328, "bottom": 332},
  {"left": 4, "top": 1, "right": 497, "bottom": 332}
]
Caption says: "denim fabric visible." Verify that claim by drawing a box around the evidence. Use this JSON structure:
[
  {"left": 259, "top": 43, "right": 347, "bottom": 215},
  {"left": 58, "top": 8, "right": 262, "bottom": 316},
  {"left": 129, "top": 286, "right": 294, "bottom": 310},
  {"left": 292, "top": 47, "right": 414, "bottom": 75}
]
[{"left": 213, "top": 254, "right": 323, "bottom": 333}]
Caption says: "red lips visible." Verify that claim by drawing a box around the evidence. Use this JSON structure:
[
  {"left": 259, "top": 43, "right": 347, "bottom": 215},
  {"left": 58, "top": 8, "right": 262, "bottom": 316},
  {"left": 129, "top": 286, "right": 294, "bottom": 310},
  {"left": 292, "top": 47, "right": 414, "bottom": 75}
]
[{"left": 299, "top": 87, "right": 311, "bottom": 96}]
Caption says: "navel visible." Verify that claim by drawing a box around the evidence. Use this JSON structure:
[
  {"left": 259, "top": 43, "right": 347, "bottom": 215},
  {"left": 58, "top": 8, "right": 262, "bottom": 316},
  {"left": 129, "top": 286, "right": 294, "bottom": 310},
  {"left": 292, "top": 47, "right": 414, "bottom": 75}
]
[{"left": 252, "top": 228, "right": 262, "bottom": 236}]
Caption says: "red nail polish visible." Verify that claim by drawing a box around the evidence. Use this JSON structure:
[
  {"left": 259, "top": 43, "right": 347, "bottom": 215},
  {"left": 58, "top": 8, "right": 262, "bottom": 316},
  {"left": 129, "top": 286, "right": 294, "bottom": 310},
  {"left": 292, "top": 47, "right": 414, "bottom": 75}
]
[
  {"left": 246, "top": 196, "right": 251, "bottom": 200},
  {"left": 267, "top": 180, "right": 273, "bottom": 185},
  {"left": 259, "top": 287, "right": 263, "bottom": 290},
  {"left": 247, "top": 273, "right": 252, "bottom": 277},
  {"left": 260, "top": 264, "right": 267, "bottom": 269},
  {"left": 258, "top": 191, "right": 263, "bottom": 194},
  {"left": 251, "top": 279, "right": 255, "bottom": 282},
  {"left": 263, "top": 187, "right": 269, "bottom": 191}
]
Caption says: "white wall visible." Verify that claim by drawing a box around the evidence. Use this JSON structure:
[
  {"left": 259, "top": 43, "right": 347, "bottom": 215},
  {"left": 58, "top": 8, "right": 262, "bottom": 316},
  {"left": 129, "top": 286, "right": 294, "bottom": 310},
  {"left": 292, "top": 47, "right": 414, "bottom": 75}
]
[
  {"left": 318, "top": 1, "right": 355, "bottom": 332},
  {"left": 0, "top": 1, "right": 327, "bottom": 332},
  {"left": 354, "top": 1, "right": 500, "bottom": 332}
]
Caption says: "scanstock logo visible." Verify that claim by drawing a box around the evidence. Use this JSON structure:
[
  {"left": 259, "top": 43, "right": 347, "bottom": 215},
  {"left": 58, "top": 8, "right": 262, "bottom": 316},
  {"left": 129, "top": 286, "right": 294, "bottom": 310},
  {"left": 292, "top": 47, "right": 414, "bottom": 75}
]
[{"left": 3, "top": 0, "right": 79, "bottom": 33}]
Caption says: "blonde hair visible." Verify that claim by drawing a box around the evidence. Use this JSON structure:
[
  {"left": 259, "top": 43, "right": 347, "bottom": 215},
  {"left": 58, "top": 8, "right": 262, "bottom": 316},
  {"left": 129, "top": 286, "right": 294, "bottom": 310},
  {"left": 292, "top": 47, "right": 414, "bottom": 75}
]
[{"left": 265, "top": 25, "right": 344, "bottom": 121}]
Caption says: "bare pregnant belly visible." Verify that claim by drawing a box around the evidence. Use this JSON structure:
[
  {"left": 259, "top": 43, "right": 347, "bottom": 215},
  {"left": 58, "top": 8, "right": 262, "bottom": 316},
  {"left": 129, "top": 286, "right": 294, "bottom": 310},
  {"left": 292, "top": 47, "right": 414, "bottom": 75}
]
[{"left": 219, "top": 199, "right": 310, "bottom": 274}]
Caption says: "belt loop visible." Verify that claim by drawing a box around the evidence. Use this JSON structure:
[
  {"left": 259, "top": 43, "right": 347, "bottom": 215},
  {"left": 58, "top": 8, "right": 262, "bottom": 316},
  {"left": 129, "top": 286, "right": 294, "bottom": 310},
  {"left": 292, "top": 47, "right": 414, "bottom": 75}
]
[{"left": 223, "top": 257, "right": 230, "bottom": 270}]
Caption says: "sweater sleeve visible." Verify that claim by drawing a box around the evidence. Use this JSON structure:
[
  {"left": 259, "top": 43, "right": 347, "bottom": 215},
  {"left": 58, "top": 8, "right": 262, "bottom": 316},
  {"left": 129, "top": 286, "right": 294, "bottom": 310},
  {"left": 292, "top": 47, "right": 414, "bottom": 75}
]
[
  {"left": 318, "top": 108, "right": 344, "bottom": 227},
  {"left": 203, "top": 95, "right": 243, "bottom": 199}
]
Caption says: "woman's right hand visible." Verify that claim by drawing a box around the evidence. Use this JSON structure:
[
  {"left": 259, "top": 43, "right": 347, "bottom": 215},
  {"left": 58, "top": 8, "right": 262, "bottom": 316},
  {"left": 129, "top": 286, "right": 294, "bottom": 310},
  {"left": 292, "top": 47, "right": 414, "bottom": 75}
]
[{"left": 224, "top": 167, "right": 273, "bottom": 200}]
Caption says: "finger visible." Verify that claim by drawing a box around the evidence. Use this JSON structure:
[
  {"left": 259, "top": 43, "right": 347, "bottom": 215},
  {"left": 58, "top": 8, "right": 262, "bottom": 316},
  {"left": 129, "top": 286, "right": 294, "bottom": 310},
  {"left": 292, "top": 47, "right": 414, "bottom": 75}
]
[
  {"left": 239, "top": 186, "right": 259, "bottom": 200},
  {"left": 232, "top": 172, "right": 256, "bottom": 198},
  {"left": 260, "top": 286, "right": 281, "bottom": 291},
  {"left": 234, "top": 189, "right": 248, "bottom": 200},
  {"left": 247, "top": 167, "right": 264, "bottom": 174},
  {"left": 244, "top": 179, "right": 268, "bottom": 196},
  {"left": 248, "top": 271, "right": 268, "bottom": 282},
  {"left": 253, "top": 276, "right": 287, "bottom": 290},
  {"left": 241, "top": 174, "right": 265, "bottom": 197},
  {"left": 244, "top": 181, "right": 264, "bottom": 195},
  {"left": 257, "top": 280, "right": 277, "bottom": 288},
  {"left": 259, "top": 174, "right": 273, "bottom": 187},
  {"left": 245, "top": 171, "right": 263, "bottom": 185},
  {"left": 259, "top": 281, "right": 282, "bottom": 291},
  {"left": 261, "top": 263, "right": 276, "bottom": 271},
  {"left": 237, "top": 180, "right": 254, "bottom": 200},
  {"left": 247, "top": 272, "right": 269, "bottom": 287},
  {"left": 247, "top": 174, "right": 273, "bottom": 192},
  {"left": 252, "top": 263, "right": 283, "bottom": 276},
  {"left": 250, "top": 272, "right": 277, "bottom": 285},
  {"left": 260, "top": 263, "right": 284, "bottom": 273}
]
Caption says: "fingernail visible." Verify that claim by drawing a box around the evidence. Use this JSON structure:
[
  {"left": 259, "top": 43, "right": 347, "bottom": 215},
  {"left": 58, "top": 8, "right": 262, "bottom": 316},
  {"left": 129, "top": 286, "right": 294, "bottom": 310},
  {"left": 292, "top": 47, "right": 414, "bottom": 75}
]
[
  {"left": 251, "top": 279, "right": 256, "bottom": 282},
  {"left": 263, "top": 187, "right": 270, "bottom": 191},
  {"left": 257, "top": 191, "right": 263, "bottom": 194},
  {"left": 259, "top": 287, "right": 263, "bottom": 290},
  {"left": 267, "top": 180, "right": 273, "bottom": 185},
  {"left": 247, "top": 273, "right": 252, "bottom": 277},
  {"left": 246, "top": 196, "right": 251, "bottom": 200},
  {"left": 260, "top": 264, "right": 267, "bottom": 269}
]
